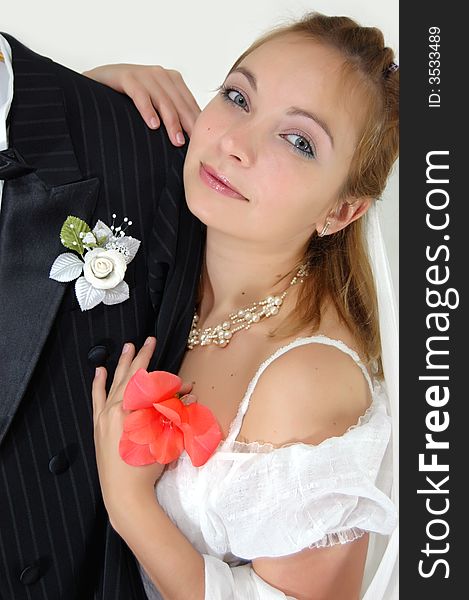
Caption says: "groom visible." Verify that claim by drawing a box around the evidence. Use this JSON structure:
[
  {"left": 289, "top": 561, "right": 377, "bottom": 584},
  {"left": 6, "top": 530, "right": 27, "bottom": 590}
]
[{"left": 0, "top": 33, "right": 204, "bottom": 599}]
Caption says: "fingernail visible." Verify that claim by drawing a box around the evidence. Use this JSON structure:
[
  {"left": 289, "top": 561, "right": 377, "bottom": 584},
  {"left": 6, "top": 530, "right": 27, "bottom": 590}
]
[
  {"left": 122, "top": 343, "right": 130, "bottom": 354},
  {"left": 150, "top": 117, "right": 159, "bottom": 129},
  {"left": 144, "top": 336, "right": 154, "bottom": 346},
  {"left": 176, "top": 132, "right": 185, "bottom": 145},
  {"left": 95, "top": 367, "right": 101, "bottom": 377},
  {"left": 185, "top": 393, "right": 197, "bottom": 404}
]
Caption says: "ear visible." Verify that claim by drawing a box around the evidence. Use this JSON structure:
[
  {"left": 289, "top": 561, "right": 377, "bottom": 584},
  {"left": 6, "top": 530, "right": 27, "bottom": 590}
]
[{"left": 317, "top": 197, "right": 372, "bottom": 236}]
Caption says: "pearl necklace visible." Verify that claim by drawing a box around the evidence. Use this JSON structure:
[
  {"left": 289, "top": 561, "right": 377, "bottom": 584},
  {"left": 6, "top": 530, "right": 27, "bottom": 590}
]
[{"left": 187, "top": 264, "right": 309, "bottom": 349}]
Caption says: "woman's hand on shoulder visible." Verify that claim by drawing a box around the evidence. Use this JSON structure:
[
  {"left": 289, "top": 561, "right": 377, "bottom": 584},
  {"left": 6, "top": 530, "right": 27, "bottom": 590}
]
[{"left": 82, "top": 64, "right": 201, "bottom": 146}]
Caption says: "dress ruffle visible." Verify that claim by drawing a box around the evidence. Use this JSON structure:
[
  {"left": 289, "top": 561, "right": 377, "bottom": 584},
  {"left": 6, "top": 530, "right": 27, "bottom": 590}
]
[{"left": 156, "top": 389, "right": 396, "bottom": 560}]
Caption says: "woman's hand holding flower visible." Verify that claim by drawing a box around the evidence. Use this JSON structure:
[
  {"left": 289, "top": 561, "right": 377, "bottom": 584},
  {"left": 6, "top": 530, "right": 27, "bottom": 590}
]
[
  {"left": 92, "top": 336, "right": 222, "bottom": 522},
  {"left": 92, "top": 337, "right": 166, "bottom": 513}
]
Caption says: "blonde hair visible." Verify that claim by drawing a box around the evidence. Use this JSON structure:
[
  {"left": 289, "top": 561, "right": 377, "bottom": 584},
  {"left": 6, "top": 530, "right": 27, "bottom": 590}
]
[{"left": 224, "top": 12, "right": 399, "bottom": 378}]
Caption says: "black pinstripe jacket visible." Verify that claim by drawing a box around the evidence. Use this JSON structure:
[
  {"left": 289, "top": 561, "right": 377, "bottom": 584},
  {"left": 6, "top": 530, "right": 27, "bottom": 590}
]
[{"left": 0, "top": 34, "right": 205, "bottom": 599}]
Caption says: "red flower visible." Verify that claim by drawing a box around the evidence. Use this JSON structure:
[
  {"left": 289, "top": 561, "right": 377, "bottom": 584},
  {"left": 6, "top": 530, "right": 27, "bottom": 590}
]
[{"left": 119, "top": 369, "right": 222, "bottom": 467}]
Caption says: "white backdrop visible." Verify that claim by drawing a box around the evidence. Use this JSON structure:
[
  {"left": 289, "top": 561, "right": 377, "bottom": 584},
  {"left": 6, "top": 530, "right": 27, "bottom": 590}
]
[{"left": 3, "top": 0, "right": 399, "bottom": 295}]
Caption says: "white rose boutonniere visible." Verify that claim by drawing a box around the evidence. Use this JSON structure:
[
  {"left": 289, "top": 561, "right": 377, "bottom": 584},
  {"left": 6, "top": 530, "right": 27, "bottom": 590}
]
[
  {"left": 83, "top": 248, "right": 127, "bottom": 289},
  {"left": 49, "top": 214, "right": 141, "bottom": 311}
]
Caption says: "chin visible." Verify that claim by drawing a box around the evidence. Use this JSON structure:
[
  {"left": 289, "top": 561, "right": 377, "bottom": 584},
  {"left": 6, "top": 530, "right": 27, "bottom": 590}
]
[
  {"left": 185, "top": 193, "right": 219, "bottom": 228},
  {"left": 183, "top": 156, "right": 252, "bottom": 237}
]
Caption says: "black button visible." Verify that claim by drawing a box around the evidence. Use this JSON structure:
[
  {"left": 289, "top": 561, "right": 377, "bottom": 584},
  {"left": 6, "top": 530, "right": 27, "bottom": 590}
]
[
  {"left": 87, "top": 345, "right": 109, "bottom": 368},
  {"left": 48, "top": 451, "right": 71, "bottom": 475},
  {"left": 20, "top": 564, "right": 41, "bottom": 585}
]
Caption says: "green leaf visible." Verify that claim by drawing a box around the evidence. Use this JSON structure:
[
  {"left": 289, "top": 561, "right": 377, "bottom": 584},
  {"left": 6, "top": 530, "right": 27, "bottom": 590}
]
[{"left": 60, "top": 216, "right": 91, "bottom": 255}]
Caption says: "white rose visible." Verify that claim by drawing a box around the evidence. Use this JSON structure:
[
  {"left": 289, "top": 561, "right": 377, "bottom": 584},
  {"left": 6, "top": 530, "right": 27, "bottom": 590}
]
[{"left": 83, "top": 248, "right": 127, "bottom": 290}]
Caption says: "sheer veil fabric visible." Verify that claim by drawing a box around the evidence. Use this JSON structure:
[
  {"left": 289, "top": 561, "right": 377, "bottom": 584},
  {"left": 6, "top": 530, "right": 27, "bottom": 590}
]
[{"left": 361, "top": 201, "right": 399, "bottom": 599}]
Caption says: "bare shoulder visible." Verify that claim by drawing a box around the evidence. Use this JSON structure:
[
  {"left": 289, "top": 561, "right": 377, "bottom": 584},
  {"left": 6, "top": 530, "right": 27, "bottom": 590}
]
[{"left": 238, "top": 339, "right": 373, "bottom": 447}]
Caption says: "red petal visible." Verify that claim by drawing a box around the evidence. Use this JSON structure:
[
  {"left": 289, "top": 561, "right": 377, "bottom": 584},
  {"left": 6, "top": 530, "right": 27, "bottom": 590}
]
[
  {"left": 123, "top": 408, "right": 157, "bottom": 431},
  {"left": 123, "top": 369, "right": 159, "bottom": 410},
  {"left": 119, "top": 432, "right": 157, "bottom": 466},
  {"left": 153, "top": 397, "right": 185, "bottom": 426},
  {"left": 149, "top": 370, "right": 183, "bottom": 402},
  {"left": 126, "top": 411, "right": 165, "bottom": 445},
  {"left": 180, "top": 403, "right": 223, "bottom": 467},
  {"left": 149, "top": 426, "right": 184, "bottom": 464},
  {"left": 123, "top": 369, "right": 182, "bottom": 410}
]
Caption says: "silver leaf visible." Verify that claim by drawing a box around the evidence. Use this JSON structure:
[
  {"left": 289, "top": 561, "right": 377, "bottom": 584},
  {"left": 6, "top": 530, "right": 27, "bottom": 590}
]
[
  {"left": 49, "top": 253, "right": 84, "bottom": 282},
  {"left": 102, "top": 281, "right": 129, "bottom": 305},
  {"left": 118, "top": 236, "right": 141, "bottom": 264},
  {"left": 75, "top": 276, "right": 105, "bottom": 311}
]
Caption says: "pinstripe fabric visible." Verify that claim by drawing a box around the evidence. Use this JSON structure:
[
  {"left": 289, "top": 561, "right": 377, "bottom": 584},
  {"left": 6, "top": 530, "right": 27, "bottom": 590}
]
[{"left": 0, "top": 34, "right": 204, "bottom": 599}]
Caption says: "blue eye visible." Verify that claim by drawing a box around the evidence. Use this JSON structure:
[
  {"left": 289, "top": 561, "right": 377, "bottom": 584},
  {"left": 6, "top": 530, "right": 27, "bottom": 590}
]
[
  {"left": 218, "top": 84, "right": 316, "bottom": 160},
  {"left": 281, "top": 133, "right": 316, "bottom": 160},
  {"left": 219, "top": 85, "right": 249, "bottom": 111}
]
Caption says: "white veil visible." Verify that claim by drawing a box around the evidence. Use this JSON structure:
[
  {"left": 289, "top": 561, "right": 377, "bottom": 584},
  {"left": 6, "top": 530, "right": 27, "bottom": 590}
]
[{"left": 361, "top": 201, "right": 399, "bottom": 600}]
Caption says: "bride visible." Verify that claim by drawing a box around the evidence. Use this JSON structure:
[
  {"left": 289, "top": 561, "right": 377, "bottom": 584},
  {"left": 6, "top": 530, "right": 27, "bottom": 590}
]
[{"left": 90, "top": 12, "right": 399, "bottom": 600}]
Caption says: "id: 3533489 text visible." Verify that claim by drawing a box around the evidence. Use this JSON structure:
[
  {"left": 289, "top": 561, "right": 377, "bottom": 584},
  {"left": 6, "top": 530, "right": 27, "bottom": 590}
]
[{"left": 428, "top": 26, "right": 441, "bottom": 108}]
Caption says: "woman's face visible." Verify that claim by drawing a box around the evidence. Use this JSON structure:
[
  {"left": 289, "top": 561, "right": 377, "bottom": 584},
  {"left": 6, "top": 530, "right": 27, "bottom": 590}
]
[{"left": 183, "top": 34, "right": 367, "bottom": 249}]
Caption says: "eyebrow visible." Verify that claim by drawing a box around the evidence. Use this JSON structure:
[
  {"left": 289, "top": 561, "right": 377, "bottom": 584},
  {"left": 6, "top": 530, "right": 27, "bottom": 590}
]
[{"left": 229, "top": 66, "right": 335, "bottom": 148}]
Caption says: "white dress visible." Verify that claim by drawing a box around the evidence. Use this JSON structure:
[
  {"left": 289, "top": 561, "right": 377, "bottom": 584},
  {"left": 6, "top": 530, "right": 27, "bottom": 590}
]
[{"left": 139, "top": 335, "right": 398, "bottom": 599}]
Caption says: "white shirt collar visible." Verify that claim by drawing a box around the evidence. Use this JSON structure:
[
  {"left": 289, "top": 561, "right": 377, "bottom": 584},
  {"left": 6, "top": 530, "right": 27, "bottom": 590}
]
[
  {"left": 0, "top": 33, "right": 13, "bottom": 152},
  {"left": 0, "top": 33, "right": 14, "bottom": 211}
]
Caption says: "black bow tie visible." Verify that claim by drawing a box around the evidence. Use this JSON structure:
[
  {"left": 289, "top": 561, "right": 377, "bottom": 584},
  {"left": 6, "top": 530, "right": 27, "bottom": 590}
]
[{"left": 0, "top": 148, "right": 37, "bottom": 181}]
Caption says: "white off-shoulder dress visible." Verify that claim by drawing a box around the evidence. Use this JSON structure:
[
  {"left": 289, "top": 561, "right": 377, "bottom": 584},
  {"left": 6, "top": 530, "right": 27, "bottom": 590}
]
[{"left": 139, "top": 335, "right": 398, "bottom": 599}]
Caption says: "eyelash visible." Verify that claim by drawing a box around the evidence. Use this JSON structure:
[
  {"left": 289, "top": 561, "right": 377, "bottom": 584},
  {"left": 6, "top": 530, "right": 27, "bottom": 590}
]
[{"left": 217, "top": 84, "right": 317, "bottom": 160}]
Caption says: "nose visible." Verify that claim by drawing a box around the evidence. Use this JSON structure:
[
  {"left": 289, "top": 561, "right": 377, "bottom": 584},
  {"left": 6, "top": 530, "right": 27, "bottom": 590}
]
[{"left": 218, "top": 121, "right": 255, "bottom": 166}]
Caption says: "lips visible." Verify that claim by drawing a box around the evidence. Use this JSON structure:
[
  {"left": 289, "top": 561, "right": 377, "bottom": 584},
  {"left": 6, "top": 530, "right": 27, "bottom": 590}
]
[{"left": 200, "top": 163, "right": 247, "bottom": 200}]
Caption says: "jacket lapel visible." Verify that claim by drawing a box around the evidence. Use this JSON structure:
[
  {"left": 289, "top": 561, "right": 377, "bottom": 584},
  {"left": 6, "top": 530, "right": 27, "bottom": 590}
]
[
  {"left": 145, "top": 140, "right": 205, "bottom": 374},
  {"left": 150, "top": 199, "right": 205, "bottom": 374},
  {"left": 0, "top": 174, "right": 99, "bottom": 441},
  {"left": 0, "top": 34, "right": 100, "bottom": 443}
]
